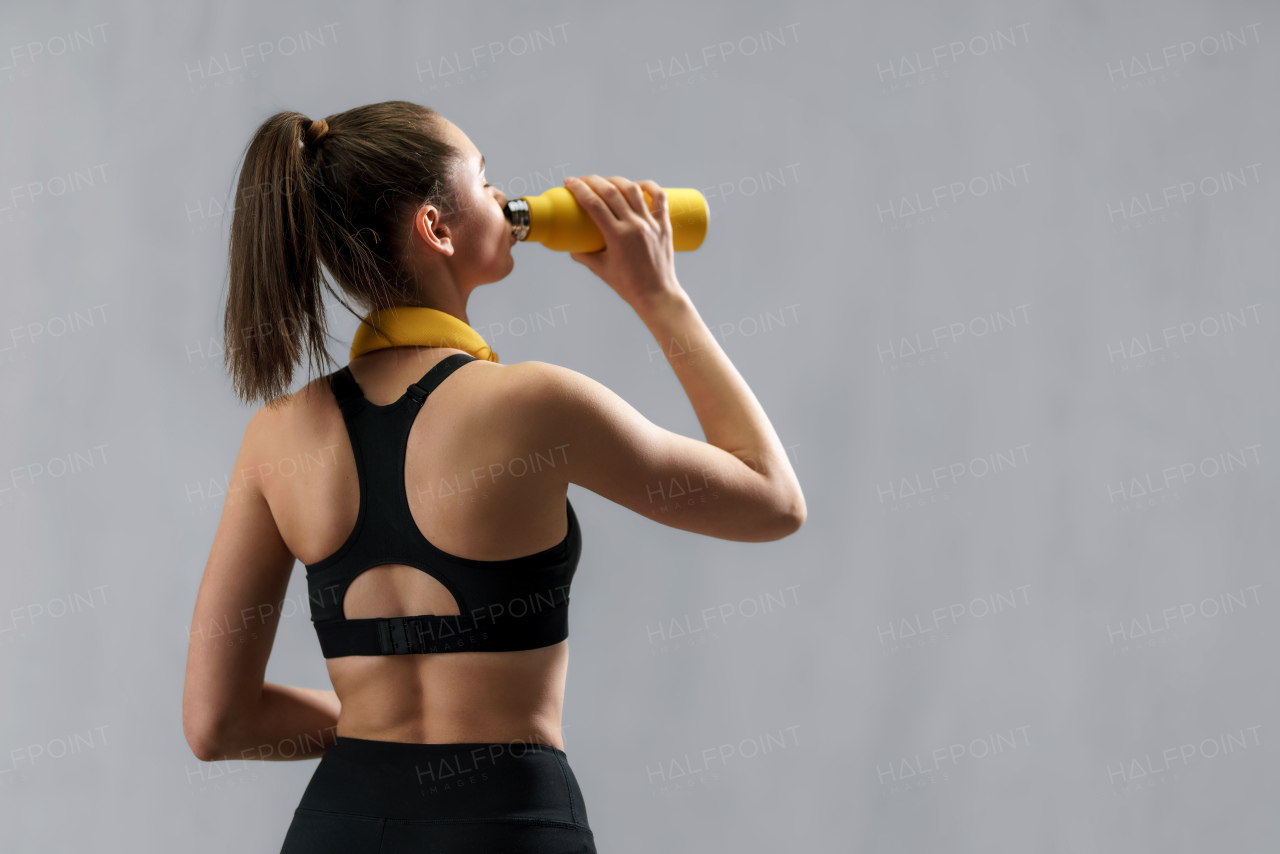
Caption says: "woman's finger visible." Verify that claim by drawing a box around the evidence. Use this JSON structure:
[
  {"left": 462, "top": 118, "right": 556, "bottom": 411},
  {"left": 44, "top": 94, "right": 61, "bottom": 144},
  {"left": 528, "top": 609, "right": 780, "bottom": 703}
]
[
  {"left": 563, "top": 175, "right": 619, "bottom": 230},
  {"left": 577, "top": 174, "right": 633, "bottom": 222},
  {"left": 637, "top": 180, "right": 668, "bottom": 228},
  {"left": 605, "top": 177, "right": 651, "bottom": 222}
]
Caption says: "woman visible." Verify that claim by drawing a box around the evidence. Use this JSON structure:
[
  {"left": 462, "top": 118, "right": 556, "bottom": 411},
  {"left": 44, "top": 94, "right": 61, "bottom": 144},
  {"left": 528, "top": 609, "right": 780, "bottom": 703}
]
[{"left": 182, "top": 100, "right": 805, "bottom": 852}]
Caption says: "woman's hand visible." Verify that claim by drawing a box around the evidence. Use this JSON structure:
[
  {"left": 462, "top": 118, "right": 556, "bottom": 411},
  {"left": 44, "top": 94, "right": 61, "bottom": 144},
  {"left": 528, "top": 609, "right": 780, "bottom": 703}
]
[{"left": 563, "top": 175, "right": 683, "bottom": 311}]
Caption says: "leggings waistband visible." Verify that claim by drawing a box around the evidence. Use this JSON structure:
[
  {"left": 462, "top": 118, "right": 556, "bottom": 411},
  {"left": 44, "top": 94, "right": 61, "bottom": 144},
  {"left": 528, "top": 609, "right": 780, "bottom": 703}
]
[
  {"left": 330, "top": 735, "right": 568, "bottom": 764},
  {"left": 295, "top": 736, "right": 589, "bottom": 826}
]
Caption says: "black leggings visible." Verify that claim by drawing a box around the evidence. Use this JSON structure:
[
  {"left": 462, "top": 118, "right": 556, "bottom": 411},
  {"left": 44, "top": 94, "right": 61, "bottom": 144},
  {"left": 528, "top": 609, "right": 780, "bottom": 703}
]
[{"left": 280, "top": 736, "right": 597, "bottom": 853}]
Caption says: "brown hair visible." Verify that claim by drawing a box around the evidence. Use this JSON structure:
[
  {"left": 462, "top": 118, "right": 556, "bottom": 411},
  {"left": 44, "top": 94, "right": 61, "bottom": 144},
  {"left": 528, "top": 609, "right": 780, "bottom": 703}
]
[{"left": 224, "top": 100, "right": 463, "bottom": 405}]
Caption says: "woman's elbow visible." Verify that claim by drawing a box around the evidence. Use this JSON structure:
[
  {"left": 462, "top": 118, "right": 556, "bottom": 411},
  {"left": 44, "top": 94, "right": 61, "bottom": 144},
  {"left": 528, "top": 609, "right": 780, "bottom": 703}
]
[
  {"left": 183, "top": 700, "right": 229, "bottom": 763},
  {"left": 773, "top": 509, "right": 805, "bottom": 539},
  {"left": 184, "top": 721, "right": 222, "bottom": 763},
  {"left": 749, "top": 501, "right": 806, "bottom": 542},
  {"left": 772, "top": 491, "right": 806, "bottom": 538}
]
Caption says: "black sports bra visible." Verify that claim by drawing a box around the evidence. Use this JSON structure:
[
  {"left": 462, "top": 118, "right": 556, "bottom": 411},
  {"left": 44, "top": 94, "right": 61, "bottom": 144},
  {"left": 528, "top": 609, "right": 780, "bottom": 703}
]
[{"left": 304, "top": 353, "right": 582, "bottom": 658}]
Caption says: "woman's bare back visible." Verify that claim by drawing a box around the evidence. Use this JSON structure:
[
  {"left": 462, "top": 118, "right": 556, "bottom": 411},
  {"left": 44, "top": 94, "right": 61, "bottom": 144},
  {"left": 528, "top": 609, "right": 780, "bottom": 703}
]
[{"left": 260, "top": 346, "right": 574, "bottom": 749}]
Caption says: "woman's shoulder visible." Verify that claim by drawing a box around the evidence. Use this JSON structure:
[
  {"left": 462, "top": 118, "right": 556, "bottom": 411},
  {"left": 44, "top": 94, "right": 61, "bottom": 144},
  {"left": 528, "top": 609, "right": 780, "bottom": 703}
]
[{"left": 248, "top": 372, "right": 341, "bottom": 435}]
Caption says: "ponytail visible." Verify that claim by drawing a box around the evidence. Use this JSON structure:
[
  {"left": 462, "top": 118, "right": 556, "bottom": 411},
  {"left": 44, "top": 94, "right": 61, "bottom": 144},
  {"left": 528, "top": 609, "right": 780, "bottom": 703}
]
[
  {"left": 225, "top": 112, "right": 328, "bottom": 404},
  {"left": 224, "top": 101, "right": 461, "bottom": 405}
]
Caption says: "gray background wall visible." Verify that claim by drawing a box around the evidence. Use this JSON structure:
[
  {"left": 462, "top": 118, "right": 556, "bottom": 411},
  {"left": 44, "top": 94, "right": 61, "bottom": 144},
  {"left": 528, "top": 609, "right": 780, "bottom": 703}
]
[{"left": 1, "top": 0, "right": 1276, "bottom": 851}]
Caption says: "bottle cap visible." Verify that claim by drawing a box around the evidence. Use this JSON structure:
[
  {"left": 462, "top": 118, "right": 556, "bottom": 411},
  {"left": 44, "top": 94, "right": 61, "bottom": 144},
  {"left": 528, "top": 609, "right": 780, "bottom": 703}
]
[{"left": 503, "top": 199, "right": 530, "bottom": 240}]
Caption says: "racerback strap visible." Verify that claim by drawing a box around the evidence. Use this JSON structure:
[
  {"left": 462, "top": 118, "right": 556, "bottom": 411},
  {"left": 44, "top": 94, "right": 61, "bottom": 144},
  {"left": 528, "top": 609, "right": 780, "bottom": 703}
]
[{"left": 328, "top": 353, "right": 478, "bottom": 411}]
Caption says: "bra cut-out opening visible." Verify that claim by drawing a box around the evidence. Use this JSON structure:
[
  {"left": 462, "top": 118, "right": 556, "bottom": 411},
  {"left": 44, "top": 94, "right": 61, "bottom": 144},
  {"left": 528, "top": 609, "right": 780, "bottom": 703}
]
[{"left": 342, "top": 564, "right": 461, "bottom": 621}]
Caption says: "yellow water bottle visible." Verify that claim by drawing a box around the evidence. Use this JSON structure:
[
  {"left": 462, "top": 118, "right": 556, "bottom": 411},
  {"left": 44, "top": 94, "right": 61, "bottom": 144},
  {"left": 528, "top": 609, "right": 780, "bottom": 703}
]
[{"left": 504, "top": 186, "right": 709, "bottom": 252}]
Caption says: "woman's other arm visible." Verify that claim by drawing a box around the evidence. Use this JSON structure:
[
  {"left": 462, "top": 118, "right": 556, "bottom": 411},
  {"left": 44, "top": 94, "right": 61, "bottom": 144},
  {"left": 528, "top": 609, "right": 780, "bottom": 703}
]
[{"left": 182, "top": 407, "right": 340, "bottom": 762}]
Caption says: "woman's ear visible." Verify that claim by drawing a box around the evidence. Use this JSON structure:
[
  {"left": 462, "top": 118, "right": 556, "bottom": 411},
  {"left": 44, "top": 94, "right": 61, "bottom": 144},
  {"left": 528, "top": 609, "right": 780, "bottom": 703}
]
[{"left": 412, "top": 204, "right": 453, "bottom": 257}]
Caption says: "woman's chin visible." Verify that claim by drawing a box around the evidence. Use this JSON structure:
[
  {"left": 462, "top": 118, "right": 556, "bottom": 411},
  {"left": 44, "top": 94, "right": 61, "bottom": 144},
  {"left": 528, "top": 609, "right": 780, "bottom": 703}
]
[{"left": 482, "top": 258, "right": 515, "bottom": 285}]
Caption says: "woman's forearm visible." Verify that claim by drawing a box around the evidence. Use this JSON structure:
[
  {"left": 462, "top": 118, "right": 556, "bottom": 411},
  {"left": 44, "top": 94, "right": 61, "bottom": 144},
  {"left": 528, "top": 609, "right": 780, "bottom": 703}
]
[
  {"left": 636, "top": 287, "right": 805, "bottom": 516},
  {"left": 207, "top": 682, "right": 341, "bottom": 762}
]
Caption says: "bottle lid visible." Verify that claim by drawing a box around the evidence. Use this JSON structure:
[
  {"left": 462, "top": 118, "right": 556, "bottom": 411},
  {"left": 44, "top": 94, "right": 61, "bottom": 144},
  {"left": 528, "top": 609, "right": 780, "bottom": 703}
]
[{"left": 504, "top": 199, "right": 530, "bottom": 241}]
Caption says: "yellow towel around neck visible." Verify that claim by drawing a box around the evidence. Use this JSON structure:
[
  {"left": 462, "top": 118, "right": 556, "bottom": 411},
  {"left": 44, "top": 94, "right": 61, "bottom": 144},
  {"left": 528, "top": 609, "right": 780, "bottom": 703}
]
[{"left": 349, "top": 306, "right": 500, "bottom": 363}]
